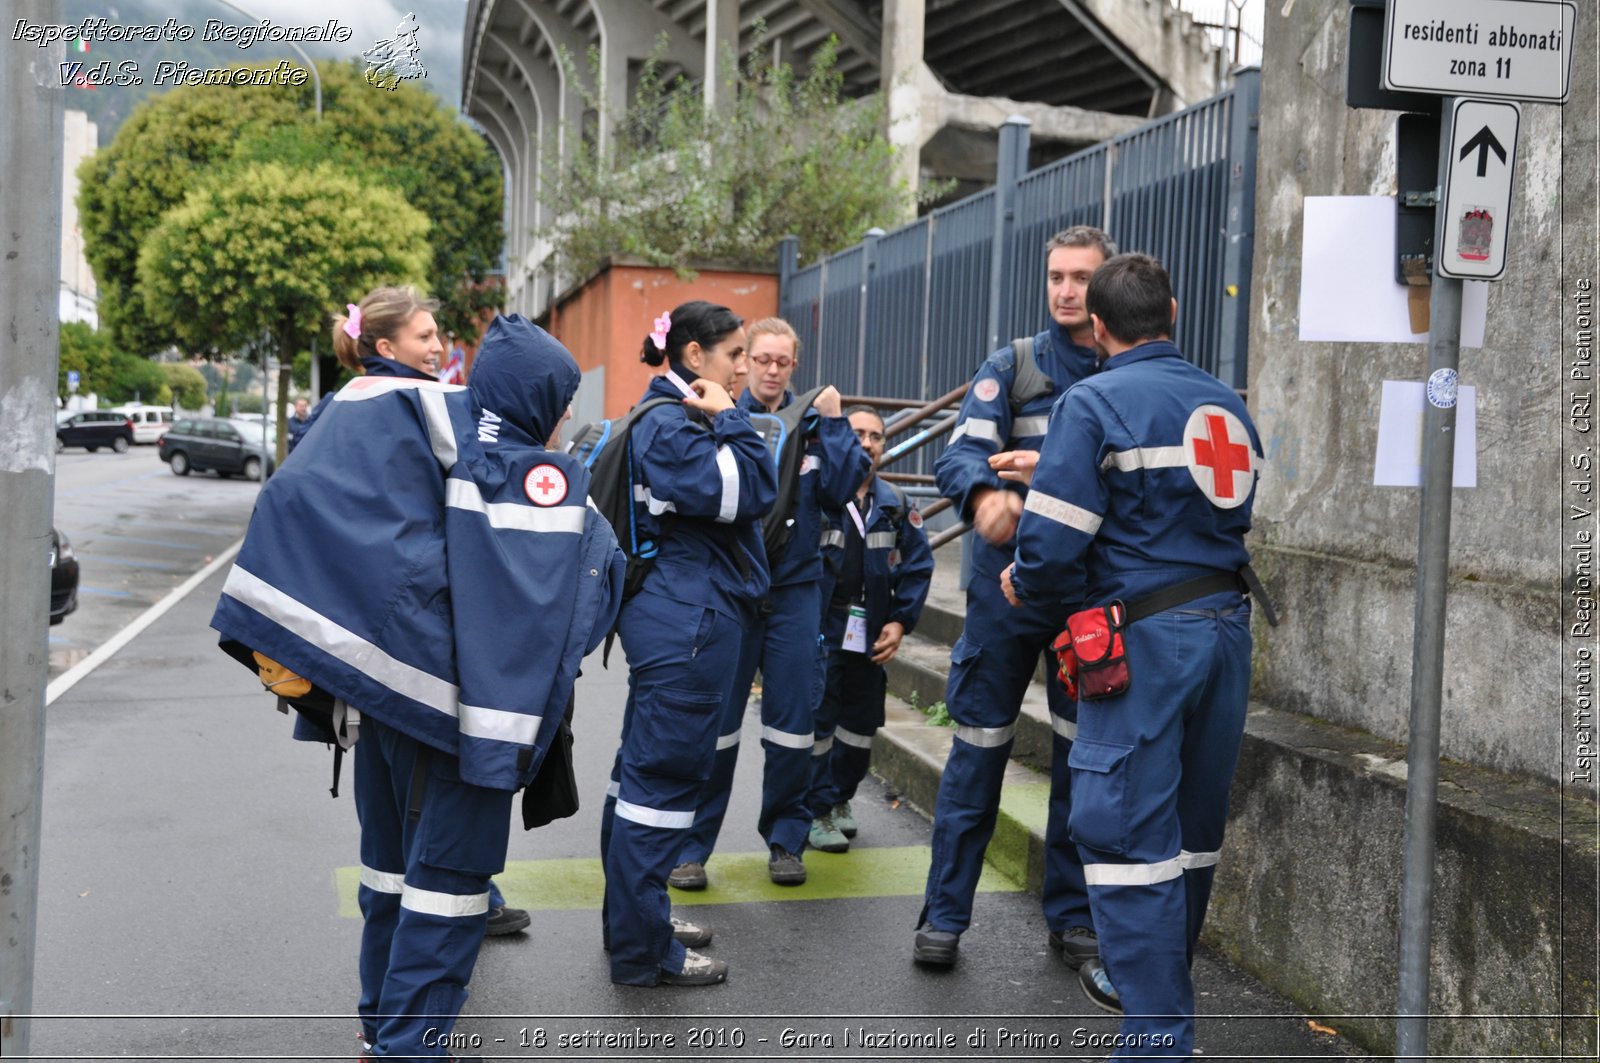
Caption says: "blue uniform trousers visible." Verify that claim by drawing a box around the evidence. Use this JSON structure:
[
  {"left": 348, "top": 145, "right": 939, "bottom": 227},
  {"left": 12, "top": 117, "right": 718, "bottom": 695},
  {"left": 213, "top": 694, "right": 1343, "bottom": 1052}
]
[
  {"left": 808, "top": 645, "right": 886, "bottom": 814},
  {"left": 354, "top": 716, "right": 510, "bottom": 1059},
  {"left": 600, "top": 591, "right": 741, "bottom": 984},
  {"left": 919, "top": 575, "right": 1091, "bottom": 934},
  {"left": 1070, "top": 595, "right": 1251, "bottom": 1058},
  {"left": 681, "top": 581, "right": 825, "bottom": 861}
]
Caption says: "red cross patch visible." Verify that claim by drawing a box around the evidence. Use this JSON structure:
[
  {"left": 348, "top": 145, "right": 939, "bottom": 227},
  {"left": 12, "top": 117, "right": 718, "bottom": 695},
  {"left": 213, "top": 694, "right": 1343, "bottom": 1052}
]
[
  {"left": 524, "top": 464, "right": 569, "bottom": 507},
  {"left": 908, "top": 506, "right": 923, "bottom": 528},
  {"left": 1183, "top": 405, "right": 1255, "bottom": 509},
  {"left": 973, "top": 378, "right": 1001, "bottom": 403}
]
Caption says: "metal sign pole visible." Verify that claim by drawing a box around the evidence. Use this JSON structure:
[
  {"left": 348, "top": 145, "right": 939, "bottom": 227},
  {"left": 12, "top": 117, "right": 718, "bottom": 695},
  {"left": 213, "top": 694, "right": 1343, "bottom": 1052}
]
[{"left": 1395, "top": 94, "right": 1463, "bottom": 1061}]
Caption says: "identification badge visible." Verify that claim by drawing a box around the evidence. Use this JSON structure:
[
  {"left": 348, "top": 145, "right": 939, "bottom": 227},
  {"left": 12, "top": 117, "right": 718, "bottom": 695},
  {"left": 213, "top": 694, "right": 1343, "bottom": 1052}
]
[{"left": 843, "top": 605, "right": 869, "bottom": 653}]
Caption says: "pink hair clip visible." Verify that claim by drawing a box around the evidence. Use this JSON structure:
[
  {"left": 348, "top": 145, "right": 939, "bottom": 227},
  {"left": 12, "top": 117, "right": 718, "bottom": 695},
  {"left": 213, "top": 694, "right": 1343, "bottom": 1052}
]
[
  {"left": 343, "top": 304, "right": 362, "bottom": 340},
  {"left": 649, "top": 311, "right": 671, "bottom": 352}
]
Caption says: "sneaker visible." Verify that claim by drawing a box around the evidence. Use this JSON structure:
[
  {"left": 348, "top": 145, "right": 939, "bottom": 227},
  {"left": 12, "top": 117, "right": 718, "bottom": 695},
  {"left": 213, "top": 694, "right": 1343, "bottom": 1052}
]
[
  {"left": 830, "top": 801, "right": 858, "bottom": 838},
  {"left": 1047, "top": 925, "right": 1099, "bottom": 969},
  {"left": 668, "top": 861, "right": 707, "bottom": 890},
  {"left": 807, "top": 815, "right": 849, "bottom": 853},
  {"left": 1078, "top": 958, "right": 1123, "bottom": 1015},
  {"left": 484, "top": 904, "right": 531, "bottom": 936},
  {"left": 669, "top": 914, "right": 713, "bottom": 948},
  {"left": 912, "top": 924, "right": 960, "bottom": 967},
  {"left": 659, "top": 948, "right": 728, "bottom": 986},
  {"left": 767, "top": 844, "right": 807, "bottom": 885}
]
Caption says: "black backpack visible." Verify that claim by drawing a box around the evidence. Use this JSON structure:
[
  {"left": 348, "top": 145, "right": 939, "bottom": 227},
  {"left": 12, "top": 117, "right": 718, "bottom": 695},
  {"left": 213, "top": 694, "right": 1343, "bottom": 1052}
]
[
  {"left": 567, "top": 397, "right": 682, "bottom": 600},
  {"left": 745, "top": 384, "right": 829, "bottom": 564}
]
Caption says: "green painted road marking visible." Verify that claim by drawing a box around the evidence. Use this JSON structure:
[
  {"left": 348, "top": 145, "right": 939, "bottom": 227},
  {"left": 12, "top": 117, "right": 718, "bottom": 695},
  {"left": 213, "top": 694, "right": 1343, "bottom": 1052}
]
[{"left": 335, "top": 845, "right": 1022, "bottom": 918}]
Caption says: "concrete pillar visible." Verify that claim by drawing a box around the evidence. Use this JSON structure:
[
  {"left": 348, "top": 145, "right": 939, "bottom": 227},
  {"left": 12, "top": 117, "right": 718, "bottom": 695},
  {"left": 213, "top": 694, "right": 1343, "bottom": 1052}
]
[
  {"left": 704, "top": 0, "right": 741, "bottom": 118},
  {"left": 586, "top": 0, "right": 702, "bottom": 158},
  {"left": 880, "top": 0, "right": 926, "bottom": 205}
]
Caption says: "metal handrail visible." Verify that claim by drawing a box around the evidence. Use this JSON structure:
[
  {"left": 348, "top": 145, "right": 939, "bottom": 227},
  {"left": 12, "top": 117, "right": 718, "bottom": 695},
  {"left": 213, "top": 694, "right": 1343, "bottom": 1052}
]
[{"left": 841, "top": 383, "right": 972, "bottom": 551}]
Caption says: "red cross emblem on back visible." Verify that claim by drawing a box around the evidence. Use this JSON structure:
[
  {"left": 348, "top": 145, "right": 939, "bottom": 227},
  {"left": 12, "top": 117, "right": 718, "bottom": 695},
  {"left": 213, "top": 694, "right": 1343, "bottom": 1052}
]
[
  {"left": 1182, "top": 405, "right": 1255, "bottom": 509},
  {"left": 524, "top": 463, "right": 569, "bottom": 507}
]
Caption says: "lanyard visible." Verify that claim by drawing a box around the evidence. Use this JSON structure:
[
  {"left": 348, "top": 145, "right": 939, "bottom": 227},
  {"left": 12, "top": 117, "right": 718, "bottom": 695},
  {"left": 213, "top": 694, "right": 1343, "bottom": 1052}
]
[
  {"left": 846, "top": 498, "right": 871, "bottom": 539},
  {"left": 664, "top": 370, "right": 696, "bottom": 399}
]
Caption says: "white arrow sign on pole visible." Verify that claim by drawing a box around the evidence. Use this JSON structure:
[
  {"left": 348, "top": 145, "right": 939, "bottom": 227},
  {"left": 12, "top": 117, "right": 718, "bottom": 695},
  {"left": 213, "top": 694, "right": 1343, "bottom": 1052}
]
[
  {"left": 1384, "top": 0, "right": 1575, "bottom": 104},
  {"left": 1437, "top": 98, "right": 1520, "bottom": 281}
]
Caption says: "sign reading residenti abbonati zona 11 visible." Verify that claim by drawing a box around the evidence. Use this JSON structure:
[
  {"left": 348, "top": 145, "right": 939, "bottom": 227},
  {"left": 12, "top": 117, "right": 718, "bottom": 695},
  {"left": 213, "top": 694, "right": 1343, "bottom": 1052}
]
[{"left": 1383, "top": 0, "right": 1576, "bottom": 103}]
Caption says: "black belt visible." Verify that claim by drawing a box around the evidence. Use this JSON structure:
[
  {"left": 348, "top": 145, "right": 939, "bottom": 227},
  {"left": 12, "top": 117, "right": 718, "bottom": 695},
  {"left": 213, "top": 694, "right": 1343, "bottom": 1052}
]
[{"left": 1122, "top": 564, "right": 1278, "bottom": 627}]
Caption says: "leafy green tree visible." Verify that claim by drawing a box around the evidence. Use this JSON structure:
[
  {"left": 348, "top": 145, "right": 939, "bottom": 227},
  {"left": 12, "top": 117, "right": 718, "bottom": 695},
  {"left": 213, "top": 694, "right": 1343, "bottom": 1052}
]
[
  {"left": 160, "top": 364, "right": 209, "bottom": 410},
  {"left": 79, "top": 60, "right": 503, "bottom": 355},
  {"left": 57, "top": 322, "right": 117, "bottom": 400},
  {"left": 539, "top": 35, "right": 927, "bottom": 278}
]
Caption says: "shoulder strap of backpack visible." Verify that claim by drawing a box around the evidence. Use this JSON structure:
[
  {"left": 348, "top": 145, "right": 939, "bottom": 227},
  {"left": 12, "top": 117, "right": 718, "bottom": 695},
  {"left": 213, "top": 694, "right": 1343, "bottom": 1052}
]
[{"left": 1008, "top": 335, "right": 1054, "bottom": 412}]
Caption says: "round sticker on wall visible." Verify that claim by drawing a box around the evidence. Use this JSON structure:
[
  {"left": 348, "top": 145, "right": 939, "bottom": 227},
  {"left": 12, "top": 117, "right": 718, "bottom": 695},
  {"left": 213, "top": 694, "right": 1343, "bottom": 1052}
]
[
  {"left": 524, "top": 464, "right": 569, "bottom": 506},
  {"left": 1182, "top": 405, "right": 1256, "bottom": 510},
  {"left": 1426, "top": 368, "right": 1459, "bottom": 409},
  {"left": 973, "top": 378, "right": 1001, "bottom": 403}
]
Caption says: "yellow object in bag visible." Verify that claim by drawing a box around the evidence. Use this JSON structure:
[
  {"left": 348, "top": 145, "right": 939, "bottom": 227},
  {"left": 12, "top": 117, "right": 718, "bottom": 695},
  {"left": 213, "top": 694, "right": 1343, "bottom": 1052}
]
[{"left": 253, "top": 652, "right": 313, "bottom": 698}]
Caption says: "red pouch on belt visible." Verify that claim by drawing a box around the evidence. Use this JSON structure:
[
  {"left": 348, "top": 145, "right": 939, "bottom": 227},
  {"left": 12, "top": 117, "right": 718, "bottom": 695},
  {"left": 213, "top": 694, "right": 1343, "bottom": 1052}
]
[
  {"left": 1048, "top": 629, "right": 1080, "bottom": 701},
  {"left": 1065, "top": 601, "right": 1130, "bottom": 700}
]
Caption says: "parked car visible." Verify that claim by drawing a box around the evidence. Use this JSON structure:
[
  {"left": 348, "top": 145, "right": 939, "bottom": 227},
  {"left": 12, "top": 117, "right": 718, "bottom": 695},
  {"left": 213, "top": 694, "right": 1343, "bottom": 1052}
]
[
  {"left": 110, "top": 404, "right": 176, "bottom": 444},
  {"left": 50, "top": 527, "right": 79, "bottom": 624},
  {"left": 158, "top": 417, "right": 277, "bottom": 481},
  {"left": 56, "top": 410, "right": 135, "bottom": 453}
]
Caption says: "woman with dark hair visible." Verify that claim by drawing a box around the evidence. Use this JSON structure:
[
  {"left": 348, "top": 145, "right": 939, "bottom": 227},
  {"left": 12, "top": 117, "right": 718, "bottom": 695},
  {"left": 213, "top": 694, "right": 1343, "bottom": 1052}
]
[{"left": 599, "top": 300, "right": 777, "bottom": 987}]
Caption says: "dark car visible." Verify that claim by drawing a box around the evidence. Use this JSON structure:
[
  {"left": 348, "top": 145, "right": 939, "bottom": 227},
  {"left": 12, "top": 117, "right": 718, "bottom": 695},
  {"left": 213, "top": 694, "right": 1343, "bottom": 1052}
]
[
  {"left": 50, "top": 527, "right": 79, "bottom": 624},
  {"left": 56, "top": 410, "right": 135, "bottom": 453},
  {"left": 158, "top": 417, "right": 276, "bottom": 481}
]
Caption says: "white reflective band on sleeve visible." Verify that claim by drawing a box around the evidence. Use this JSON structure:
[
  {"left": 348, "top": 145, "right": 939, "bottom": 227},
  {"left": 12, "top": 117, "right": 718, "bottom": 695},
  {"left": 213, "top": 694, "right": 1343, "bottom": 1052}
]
[
  {"left": 606, "top": 779, "right": 620, "bottom": 799},
  {"left": 401, "top": 883, "right": 490, "bottom": 918},
  {"left": 955, "top": 723, "right": 1015, "bottom": 748},
  {"left": 715, "top": 728, "right": 742, "bottom": 751},
  {"left": 715, "top": 444, "right": 740, "bottom": 523},
  {"left": 951, "top": 418, "right": 1001, "bottom": 445},
  {"left": 614, "top": 799, "right": 695, "bottom": 829},
  {"left": 460, "top": 703, "right": 542, "bottom": 746},
  {"left": 1100, "top": 445, "right": 1188, "bottom": 473},
  {"left": 360, "top": 865, "right": 405, "bottom": 895},
  {"left": 1084, "top": 855, "right": 1185, "bottom": 887},
  {"left": 1011, "top": 415, "right": 1050, "bottom": 438},
  {"left": 866, "top": 531, "right": 896, "bottom": 549},
  {"left": 418, "top": 389, "right": 459, "bottom": 468},
  {"left": 819, "top": 529, "right": 845, "bottom": 548},
  {"left": 762, "top": 725, "right": 814, "bottom": 750},
  {"left": 1180, "top": 848, "right": 1221, "bottom": 869},
  {"left": 1050, "top": 713, "right": 1079, "bottom": 741},
  {"left": 1023, "top": 490, "right": 1103, "bottom": 535},
  {"left": 812, "top": 735, "right": 834, "bottom": 756},
  {"left": 222, "top": 565, "right": 459, "bottom": 719},
  {"left": 446, "top": 479, "right": 585, "bottom": 534},
  {"left": 800, "top": 454, "right": 820, "bottom": 475},
  {"left": 634, "top": 484, "right": 678, "bottom": 516},
  {"left": 834, "top": 726, "right": 874, "bottom": 749}
]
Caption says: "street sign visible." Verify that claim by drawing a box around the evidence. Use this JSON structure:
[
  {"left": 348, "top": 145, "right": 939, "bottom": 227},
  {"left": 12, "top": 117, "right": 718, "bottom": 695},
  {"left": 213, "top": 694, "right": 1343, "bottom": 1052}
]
[
  {"left": 67, "top": 370, "right": 79, "bottom": 393},
  {"left": 1437, "top": 98, "right": 1520, "bottom": 280},
  {"left": 1383, "top": 0, "right": 1575, "bottom": 104}
]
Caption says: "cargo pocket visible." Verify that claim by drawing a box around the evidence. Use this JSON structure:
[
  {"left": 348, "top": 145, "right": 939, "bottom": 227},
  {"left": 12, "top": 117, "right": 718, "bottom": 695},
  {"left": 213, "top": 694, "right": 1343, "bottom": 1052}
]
[
  {"left": 1067, "top": 738, "right": 1135, "bottom": 857},
  {"left": 419, "top": 753, "right": 515, "bottom": 876},
  {"left": 631, "top": 684, "right": 722, "bottom": 782},
  {"left": 944, "top": 634, "right": 985, "bottom": 712}
]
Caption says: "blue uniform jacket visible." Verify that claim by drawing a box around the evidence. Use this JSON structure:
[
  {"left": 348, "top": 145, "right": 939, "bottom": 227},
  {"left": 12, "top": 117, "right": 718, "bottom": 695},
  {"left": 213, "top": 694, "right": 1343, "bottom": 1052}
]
[
  {"left": 934, "top": 320, "right": 1099, "bottom": 585},
  {"left": 291, "top": 355, "right": 432, "bottom": 454},
  {"left": 632, "top": 374, "right": 778, "bottom": 620},
  {"left": 1010, "top": 340, "right": 1262, "bottom": 607},
  {"left": 818, "top": 478, "right": 935, "bottom": 647},
  {"left": 738, "top": 388, "right": 871, "bottom": 588},
  {"left": 212, "top": 316, "right": 625, "bottom": 792}
]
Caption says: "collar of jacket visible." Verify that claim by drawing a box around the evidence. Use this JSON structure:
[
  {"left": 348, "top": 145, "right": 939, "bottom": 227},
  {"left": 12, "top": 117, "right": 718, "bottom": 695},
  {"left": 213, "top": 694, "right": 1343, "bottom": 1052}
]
[
  {"left": 1101, "top": 339, "right": 1183, "bottom": 371},
  {"left": 360, "top": 356, "right": 437, "bottom": 381}
]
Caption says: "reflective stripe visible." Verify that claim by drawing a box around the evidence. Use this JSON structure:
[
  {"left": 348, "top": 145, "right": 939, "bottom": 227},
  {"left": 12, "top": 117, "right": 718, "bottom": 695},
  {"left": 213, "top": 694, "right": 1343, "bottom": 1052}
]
[
  {"left": 951, "top": 418, "right": 1000, "bottom": 446},
  {"left": 715, "top": 728, "right": 742, "bottom": 751},
  {"left": 955, "top": 723, "right": 1015, "bottom": 748},
  {"left": 834, "top": 726, "right": 874, "bottom": 750},
  {"left": 812, "top": 735, "right": 834, "bottom": 756},
  {"left": 1050, "top": 713, "right": 1078, "bottom": 741},
  {"left": 460, "top": 703, "right": 542, "bottom": 746},
  {"left": 222, "top": 565, "right": 458, "bottom": 719},
  {"left": 446, "top": 479, "right": 585, "bottom": 534},
  {"left": 634, "top": 484, "right": 677, "bottom": 516},
  {"left": 331, "top": 377, "right": 463, "bottom": 467},
  {"left": 800, "top": 453, "right": 820, "bottom": 475},
  {"left": 360, "top": 865, "right": 405, "bottom": 895},
  {"left": 1084, "top": 849, "right": 1221, "bottom": 887},
  {"left": 1100, "top": 445, "right": 1188, "bottom": 473},
  {"left": 418, "top": 389, "right": 459, "bottom": 468},
  {"left": 762, "top": 725, "right": 814, "bottom": 750},
  {"left": 866, "top": 531, "right": 896, "bottom": 549},
  {"left": 1011, "top": 415, "right": 1050, "bottom": 438},
  {"left": 1023, "top": 489, "right": 1103, "bottom": 535},
  {"left": 614, "top": 799, "right": 695, "bottom": 829},
  {"left": 819, "top": 529, "right": 845, "bottom": 549},
  {"left": 605, "top": 779, "right": 620, "bottom": 799},
  {"left": 401, "top": 883, "right": 490, "bottom": 918},
  {"left": 714, "top": 444, "right": 740, "bottom": 523}
]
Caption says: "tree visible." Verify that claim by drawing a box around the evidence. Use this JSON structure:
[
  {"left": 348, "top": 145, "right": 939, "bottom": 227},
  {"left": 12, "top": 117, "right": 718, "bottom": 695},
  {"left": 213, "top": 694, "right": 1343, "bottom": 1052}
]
[
  {"left": 79, "top": 60, "right": 503, "bottom": 355},
  {"left": 538, "top": 35, "right": 929, "bottom": 279},
  {"left": 160, "top": 364, "right": 209, "bottom": 410},
  {"left": 135, "top": 160, "right": 429, "bottom": 462}
]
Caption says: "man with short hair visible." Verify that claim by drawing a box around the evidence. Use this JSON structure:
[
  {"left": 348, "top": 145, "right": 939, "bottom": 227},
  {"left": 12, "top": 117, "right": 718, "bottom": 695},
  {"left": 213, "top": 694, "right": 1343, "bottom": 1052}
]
[
  {"left": 914, "top": 226, "right": 1115, "bottom": 970},
  {"left": 999, "top": 252, "right": 1264, "bottom": 1055},
  {"left": 287, "top": 397, "right": 312, "bottom": 452}
]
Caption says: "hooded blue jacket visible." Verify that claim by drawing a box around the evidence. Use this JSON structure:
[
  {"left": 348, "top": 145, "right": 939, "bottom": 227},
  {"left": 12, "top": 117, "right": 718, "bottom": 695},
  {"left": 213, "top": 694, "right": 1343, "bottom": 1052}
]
[{"left": 212, "top": 315, "right": 625, "bottom": 791}]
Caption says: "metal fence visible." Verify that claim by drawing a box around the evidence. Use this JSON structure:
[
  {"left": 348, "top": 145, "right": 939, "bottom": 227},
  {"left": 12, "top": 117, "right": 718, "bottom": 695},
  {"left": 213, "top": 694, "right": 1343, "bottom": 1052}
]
[{"left": 779, "top": 68, "right": 1260, "bottom": 472}]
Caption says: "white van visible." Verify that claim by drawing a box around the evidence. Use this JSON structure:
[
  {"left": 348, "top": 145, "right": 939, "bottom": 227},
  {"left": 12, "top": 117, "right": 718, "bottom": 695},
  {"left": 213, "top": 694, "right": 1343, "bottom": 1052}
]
[{"left": 111, "top": 405, "right": 176, "bottom": 444}]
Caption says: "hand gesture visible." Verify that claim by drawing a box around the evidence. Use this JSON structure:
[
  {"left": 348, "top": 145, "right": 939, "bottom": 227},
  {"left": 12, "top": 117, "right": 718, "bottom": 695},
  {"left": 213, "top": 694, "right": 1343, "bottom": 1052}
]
[
  {"left": 1000, "top": 563, "right": 1023, "bottom": 608},
  {"left": 685, "top": 378, "right": 735, "bottom": 415},
  {"left": 871, "top": 620, "right": 906, "bottom": 664},
  {"left": 814, "top": 385, "right": 843, "bottom": 419},
  {"left": 988, "top": 449, "right": 1040, "bottom": 487},
  {"left": 972, "top": 486, "right": 1024, "bottom": 545}
]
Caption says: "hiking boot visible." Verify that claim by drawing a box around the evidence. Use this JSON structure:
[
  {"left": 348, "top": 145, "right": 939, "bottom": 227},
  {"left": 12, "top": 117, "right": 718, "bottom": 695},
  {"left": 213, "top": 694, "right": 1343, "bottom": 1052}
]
[
  {"left": 659, "top": 948, "right": 728, "bottom": 986},
  {"left": 484, "top": 904, "right": 531, "bottom": 936},
  {"left": 1047, "top": 925, "right": 1099, "bottom": 969},
  {"left": 912, "top": 924, "right": 960, "bottom": 967},
  {"left": 830, "top": 801, "right": 858, "bottom": 838},
  {"left": 807, "top": 815, "right": 849, "bottom": 853},
  {"left": 1079, "top": 958, "right": 1123, "bottom": 1015},
  {"left": 668, "top": 861, "right": 707, "bottom": 890},
  {"left": 669, "top": 915, "right": 713, "bottom": 948},
  {"left": 768, "top": 844, "right": 807, "bottom": 885}
]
